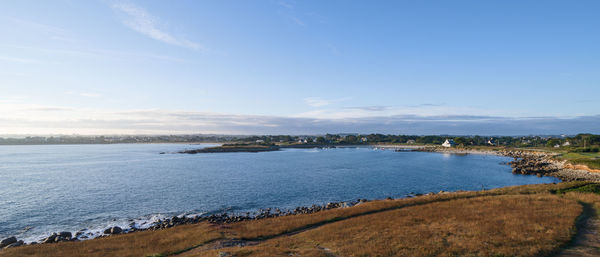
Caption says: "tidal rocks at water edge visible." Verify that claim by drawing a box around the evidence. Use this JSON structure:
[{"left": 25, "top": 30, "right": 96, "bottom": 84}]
[
  {"left": 0, "top": 237, "right": 17, "bottom": 248},
  {"left": 103, "top": 226, "right": 122, "bottom": 235}
]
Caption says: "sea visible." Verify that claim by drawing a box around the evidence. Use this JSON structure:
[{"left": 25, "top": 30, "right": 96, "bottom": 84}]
[{"left": 0, "top": 144, "right": 559, "bottom": 242}]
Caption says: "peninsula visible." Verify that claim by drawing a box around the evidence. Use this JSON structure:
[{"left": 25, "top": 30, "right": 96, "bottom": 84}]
[{"left": 179, "top": 144, "right": 280, "bottom": 154}]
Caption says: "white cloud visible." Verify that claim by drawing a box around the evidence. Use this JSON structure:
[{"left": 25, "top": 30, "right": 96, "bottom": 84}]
[
  {"left": 296, "top": 102, "right": 512, "bottom": 120},
  {"left": 303, "top": 97, "right": 330, "bottom": 107},
  {"left": 0, "top": 103, "right": 598, "bottom": 135},
  {"left": 111, "top": 3, "right": 202, "bottom": 50},
  {"left": 303, "top": 97, "right": 351, "bottom": 107}
]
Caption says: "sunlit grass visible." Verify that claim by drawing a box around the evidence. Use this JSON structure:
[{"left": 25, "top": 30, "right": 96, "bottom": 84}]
[{"left": 1, "top": 181, "right": 592, "bottom": 257}]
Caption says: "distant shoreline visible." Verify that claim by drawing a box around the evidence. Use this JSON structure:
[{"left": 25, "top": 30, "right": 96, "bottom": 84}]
[{"left": 0, "top": 142, "right": 225, "bottom": 146}]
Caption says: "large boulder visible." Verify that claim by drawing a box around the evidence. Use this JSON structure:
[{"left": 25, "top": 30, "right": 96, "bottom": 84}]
[
  {"left": 0, "top": 237, "right": 17, "bottom": 248},
  {"left": 3, "top": 240, "right": 23, "bottom": 249},
  {"left": 103, "top": 226, "right": 122, "bottom": 235},
  {"left": 43, "top": 233, "right": 58, "bottom": 244},
  {"left": 58, "top": 231, "right": 72, "bottom": 239}
]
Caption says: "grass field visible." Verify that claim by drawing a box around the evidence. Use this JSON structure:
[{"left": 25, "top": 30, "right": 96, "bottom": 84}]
[
  {"left": 556, "top": 152, "right": 600, "bottom": 169},
  {"left": 3, "top": 181, "right": 600, "bottom": 257}
]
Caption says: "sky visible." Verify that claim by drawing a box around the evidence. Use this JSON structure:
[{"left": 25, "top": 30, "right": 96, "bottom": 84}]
[{"left": 1, "top": 0, "right": 599, "bottom": 135}]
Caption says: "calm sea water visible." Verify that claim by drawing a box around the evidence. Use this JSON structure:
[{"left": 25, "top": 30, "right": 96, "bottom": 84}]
[{"left": 0, "top": 144, "right": 558, "bottom": 242}]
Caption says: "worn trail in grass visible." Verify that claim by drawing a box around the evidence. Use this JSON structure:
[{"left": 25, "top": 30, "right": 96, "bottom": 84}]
[
  {"left": 556, "top": 185, "right": 600, "bottom": 256},
  {"left": 187, "top": 194, "right": 581, "bottom": 257},
  {"left": 2, "top": 182, "right": 598, "bottom": 257}
]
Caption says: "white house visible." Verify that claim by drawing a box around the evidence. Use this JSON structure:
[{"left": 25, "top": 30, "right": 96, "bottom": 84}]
[
  {"left": 563, "top": 141, "right": 571, "bottom": 146},
  {"left": 442, "top": 139, "right": 456, "bottom": 147}
]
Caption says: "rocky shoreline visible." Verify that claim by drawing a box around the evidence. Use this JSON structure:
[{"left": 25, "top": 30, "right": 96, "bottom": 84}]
[
  {"left": 0, "top": 199, "right": 373, "bottom": 249},
  {"left": 1, "top": 191, "right": 448, "bottom": 249}
]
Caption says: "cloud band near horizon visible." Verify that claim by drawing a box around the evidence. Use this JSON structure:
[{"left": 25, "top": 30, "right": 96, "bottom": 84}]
[{"left": 1, "top": 104, "right": 599, "bottom": 136}]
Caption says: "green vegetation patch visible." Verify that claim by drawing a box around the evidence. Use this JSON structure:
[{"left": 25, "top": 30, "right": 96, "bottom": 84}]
[
  {"left": 558, "top": 184, "right": 600, "bottom": 194},
  {"left": 570, "top": 159, "right": 600, "bottom": 169},
  {"left": 556, "top": 151, "right": 600, "bottom": 169}
]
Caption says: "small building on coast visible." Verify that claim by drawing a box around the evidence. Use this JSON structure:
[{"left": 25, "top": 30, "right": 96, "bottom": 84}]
[{"left": 442, "top": 139, "right": 456, "bottom": 147}]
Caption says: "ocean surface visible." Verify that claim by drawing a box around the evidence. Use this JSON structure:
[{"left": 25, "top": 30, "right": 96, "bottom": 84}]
[{"left": 0, "top": 144, "right": 559, "bottom": 242}]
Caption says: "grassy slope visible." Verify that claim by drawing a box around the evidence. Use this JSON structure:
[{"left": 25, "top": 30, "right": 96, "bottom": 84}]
[
  {"left": 1, "top": 181, "right": 596, "bottom": 257},
  {"left": 556, "top": 152, "right": 600, "bottom": 170},
  {"left": 197, "top": 195, "right": 579, "bottom": 257}
]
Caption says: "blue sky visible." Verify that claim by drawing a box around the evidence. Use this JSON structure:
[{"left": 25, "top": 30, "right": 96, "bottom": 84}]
[{"left": 1, "top": 0, "right": 599, "bottom": 135}]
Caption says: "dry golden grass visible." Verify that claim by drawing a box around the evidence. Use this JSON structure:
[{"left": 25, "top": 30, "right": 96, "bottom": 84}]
[
  {"left": 0, "top": 222, "right": 222, "bottom": 257},
  {"left": 1, "top": 181, "right": 590, "bottom": 257},
  {"left": 228, "top": 181, "right": 585, "bottom": 239},
  {"left": 196, "top": 194, "right": 581, "bottom": 257}
]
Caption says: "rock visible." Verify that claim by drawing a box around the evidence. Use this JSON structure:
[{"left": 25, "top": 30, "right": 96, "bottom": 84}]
[
  {"left": 340, "top": 202, "right": 353, "bottom": 208},
  {"left": 103, "top": 226, "right": 122, "bottom": 235},
  {"left": 4, "top": 240, "right": 23, "bottom": 249},
  {"left": 43, "top": 233, "right": 57, "bottom": 244},
  {"left": 0, "top": 237, "right": 17, "bottom": 248},
  {"left": 58, "top": 231, "right": 72, "bottom": 239},
  {"left": 111, "top": 226, "right": 122, "bottom": 234}
]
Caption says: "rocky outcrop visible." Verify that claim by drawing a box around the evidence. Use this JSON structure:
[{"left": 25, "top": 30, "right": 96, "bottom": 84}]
[
  {"left": 0, "top": 237, "right": 17, "bottom": 248},
  {"left": 501, "top": 150, "right": 600, "bottom": 181},
  {"left": 40, "top": 232, "right": 75, "bottom": 244},
  {"left": 508, "top": 156, "right": 559, "bottom": 176}
]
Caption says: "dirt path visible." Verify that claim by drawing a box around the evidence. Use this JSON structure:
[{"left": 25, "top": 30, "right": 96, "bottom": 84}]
[
  {"left": 556, "top": 202, "right": 600, "bottom": 257},
  {"left": 171, "top": 194, "right": 488, "bottom": 256}
]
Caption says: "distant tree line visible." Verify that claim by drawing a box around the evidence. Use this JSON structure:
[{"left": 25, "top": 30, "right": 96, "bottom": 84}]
[
  {"left": 1, "top": 134, "right": 599, "bottom": 149},
  {"left": 238, "top": 133, "right": 600, "bottom": 149},
  {"left": 0, "top": 135, "right": 236, "bottom": 145}
]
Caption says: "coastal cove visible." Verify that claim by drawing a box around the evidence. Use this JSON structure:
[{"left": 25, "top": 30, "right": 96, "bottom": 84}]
[{"left": 0, "top": 144, "right": 559, "bottom": 244}]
